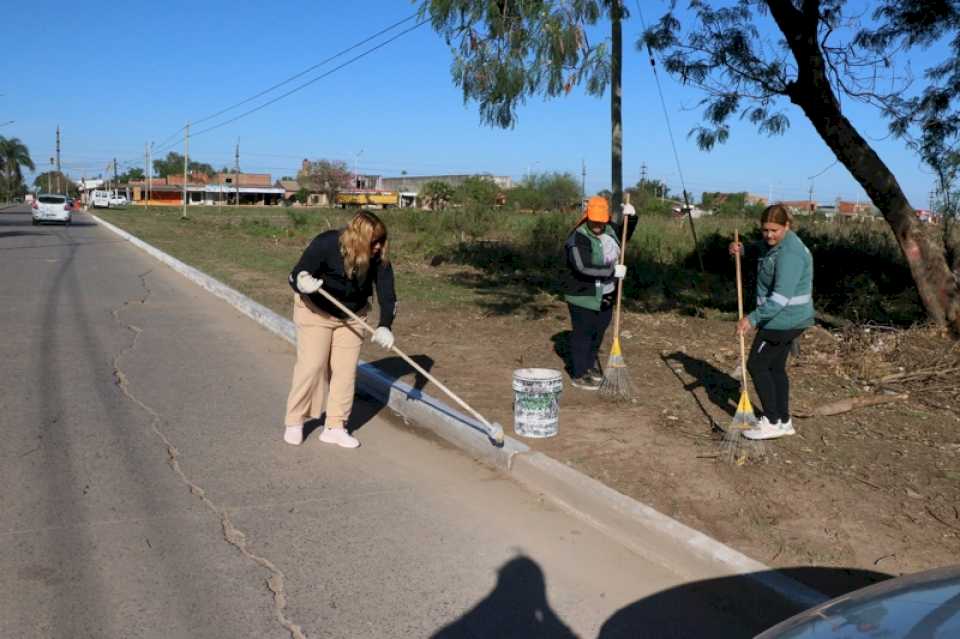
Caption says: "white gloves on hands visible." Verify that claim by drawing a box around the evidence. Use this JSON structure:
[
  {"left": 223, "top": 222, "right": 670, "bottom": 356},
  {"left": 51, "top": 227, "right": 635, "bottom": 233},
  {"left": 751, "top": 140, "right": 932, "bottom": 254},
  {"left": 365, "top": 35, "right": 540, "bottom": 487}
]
[
  {"left": 296, "top": 271, "right": 323, "bottom": 294},
  {"left": 614, "top": 264, "right": 627, "bottom": 279},
  {"left": 371, "top": 326, "right": 395, "bottom": 350},
  {"left": 621, "top": 203, "right": 636, "bottom": 217}
]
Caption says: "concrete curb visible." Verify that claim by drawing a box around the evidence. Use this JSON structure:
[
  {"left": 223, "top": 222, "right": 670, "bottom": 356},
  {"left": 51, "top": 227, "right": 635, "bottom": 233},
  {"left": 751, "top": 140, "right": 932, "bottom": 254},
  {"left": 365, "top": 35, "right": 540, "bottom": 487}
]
[{"left": 89, "top": 211, "right": 828, "bottom": 611}]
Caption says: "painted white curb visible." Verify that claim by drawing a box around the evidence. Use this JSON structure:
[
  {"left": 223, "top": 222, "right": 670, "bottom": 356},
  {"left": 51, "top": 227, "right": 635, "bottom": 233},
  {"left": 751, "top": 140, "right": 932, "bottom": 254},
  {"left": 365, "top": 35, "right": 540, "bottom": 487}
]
[{"left": 89, "top": 211, "right": 829, "bottom": 611}]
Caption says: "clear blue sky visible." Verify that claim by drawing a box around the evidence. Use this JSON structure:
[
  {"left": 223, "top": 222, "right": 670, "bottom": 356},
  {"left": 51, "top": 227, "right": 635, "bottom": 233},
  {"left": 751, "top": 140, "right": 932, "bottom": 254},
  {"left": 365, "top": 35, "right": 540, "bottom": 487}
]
[{"left": 0, "top": 0, "right": 945, "bottom": 208}]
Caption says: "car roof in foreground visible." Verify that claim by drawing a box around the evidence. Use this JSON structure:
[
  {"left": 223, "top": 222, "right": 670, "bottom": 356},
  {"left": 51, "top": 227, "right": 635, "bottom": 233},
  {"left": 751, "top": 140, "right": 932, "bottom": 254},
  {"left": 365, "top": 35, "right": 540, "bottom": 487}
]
[{"left": 755, "top": 564, "right": 960, "bottom": 638}]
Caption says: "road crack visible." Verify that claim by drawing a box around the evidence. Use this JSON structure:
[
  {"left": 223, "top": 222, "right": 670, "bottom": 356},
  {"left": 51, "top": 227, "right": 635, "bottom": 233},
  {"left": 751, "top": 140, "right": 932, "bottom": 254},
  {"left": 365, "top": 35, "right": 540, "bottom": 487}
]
[{"left": 112, "top": 270, "right": 306, "bottom": 639}]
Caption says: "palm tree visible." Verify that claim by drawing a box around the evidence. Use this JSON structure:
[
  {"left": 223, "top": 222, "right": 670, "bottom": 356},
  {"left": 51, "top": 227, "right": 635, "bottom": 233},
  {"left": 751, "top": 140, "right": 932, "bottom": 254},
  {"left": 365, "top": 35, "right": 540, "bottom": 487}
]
[{"left": 0, "top": 136, "right": 35, "bottom": 201}]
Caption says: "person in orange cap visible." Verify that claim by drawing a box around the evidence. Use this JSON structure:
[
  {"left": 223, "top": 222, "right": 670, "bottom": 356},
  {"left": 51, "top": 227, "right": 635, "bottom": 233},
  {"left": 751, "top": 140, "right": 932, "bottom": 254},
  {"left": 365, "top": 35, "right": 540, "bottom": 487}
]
[{"left": 562, "top": 194, "right": 637, "bottom": 389}]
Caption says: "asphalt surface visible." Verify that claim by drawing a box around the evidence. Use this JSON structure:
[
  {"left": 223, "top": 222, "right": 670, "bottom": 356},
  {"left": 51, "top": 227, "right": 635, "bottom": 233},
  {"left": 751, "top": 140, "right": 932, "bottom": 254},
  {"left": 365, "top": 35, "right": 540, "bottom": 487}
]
[{"left": 0, "top": 205, "right": 770, "bottom": 638}]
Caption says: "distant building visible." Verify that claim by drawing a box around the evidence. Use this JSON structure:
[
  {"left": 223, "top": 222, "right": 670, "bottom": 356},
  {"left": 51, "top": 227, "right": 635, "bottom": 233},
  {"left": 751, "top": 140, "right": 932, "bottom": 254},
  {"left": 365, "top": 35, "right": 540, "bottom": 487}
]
[
  {"left": 128, "top": 172, "right": 283, "bottom": 206},
  {"left": 779, "top": 200, "right": 817, "bottom": 215},
  {"left": 701, "top": 192, "right": 768, "bottom": 209},
  {"left": 836, "top": 200, "right": 878, "bottom": 217},
  {"left": 381, "top": 174, "right": 513, "bottom": 194}
]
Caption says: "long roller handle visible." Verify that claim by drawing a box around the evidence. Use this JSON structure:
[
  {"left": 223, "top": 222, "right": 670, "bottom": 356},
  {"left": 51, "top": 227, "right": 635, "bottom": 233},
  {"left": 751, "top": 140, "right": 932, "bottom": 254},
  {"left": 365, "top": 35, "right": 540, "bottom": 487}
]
[{"left": 309, "top": 286, "right": 503, "bottom": 442}]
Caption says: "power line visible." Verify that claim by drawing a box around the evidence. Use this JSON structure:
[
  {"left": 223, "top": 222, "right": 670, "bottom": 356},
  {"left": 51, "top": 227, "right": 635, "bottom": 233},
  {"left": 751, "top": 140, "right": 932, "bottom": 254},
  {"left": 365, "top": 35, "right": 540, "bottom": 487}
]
[
  {"left": 146, "top": 16, "right": 426, "bottom": 158},
  {"left": 190, "top": 19, "right": 428, "bottom": 139},
  {"left": 190, "top": 13, "right": 418, "bottom": 128}
]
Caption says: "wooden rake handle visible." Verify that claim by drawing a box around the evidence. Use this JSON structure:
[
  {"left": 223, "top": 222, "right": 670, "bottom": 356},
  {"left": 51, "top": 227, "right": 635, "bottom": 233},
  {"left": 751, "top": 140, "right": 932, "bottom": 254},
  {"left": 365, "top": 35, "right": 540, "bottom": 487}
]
[
  {"left": 309, "top": 286, "right": 502, "bottom": 440},
  {"left": 611, "top": 211, "right": 631, "bottom": 340},
  {"left": 734, "top": 229, "right": 748, "bottom": 388}
]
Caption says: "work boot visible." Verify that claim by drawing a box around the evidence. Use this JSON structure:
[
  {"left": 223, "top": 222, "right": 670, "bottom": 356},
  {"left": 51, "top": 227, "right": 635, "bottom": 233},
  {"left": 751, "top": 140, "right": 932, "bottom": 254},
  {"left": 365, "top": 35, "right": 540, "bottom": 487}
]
[
  {"left": 586, "top": 366, "right": 604, "bottom": 384},
  {"left": 570, "top": 375, "right": 600, "bottom": 391},
  {"left": 283, "top": 425, "right": 304, "bottom": 446},
  {"left": 319, "top": 427, "right": 360, "bottom": 449}
]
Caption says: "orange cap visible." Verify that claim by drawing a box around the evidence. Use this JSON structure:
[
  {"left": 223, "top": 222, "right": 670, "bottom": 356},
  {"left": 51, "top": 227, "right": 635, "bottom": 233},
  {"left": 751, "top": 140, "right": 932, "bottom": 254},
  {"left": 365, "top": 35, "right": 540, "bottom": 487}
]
[{"left": 585, "top": 196, "right": 610, "bottom": 223}]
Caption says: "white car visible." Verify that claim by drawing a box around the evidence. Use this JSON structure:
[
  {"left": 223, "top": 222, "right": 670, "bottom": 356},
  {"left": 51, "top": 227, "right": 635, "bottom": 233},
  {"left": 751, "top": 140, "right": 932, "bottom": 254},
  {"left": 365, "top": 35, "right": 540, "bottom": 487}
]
[
  {"left": 31, "top": 193, "right": 72, "bottom": 225},
  {"left": 91, "top": 190, "right": 111, "bottom": 208},
  {"left": 109, "top": 193, "right": 128, "bottom": 208}
]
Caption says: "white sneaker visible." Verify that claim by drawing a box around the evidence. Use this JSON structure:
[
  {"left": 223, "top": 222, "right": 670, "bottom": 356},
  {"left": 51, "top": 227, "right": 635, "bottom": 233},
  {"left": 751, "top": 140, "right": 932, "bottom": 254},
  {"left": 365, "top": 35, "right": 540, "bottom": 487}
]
[
  {"left": 743, "top": 418, "right": 795, "bottom": 440},
  {"left": 777, "top": 418, "right": 796, "bottom": 435},
  {"left": 284, "top": 425, "right": 304, "bottom": 446},
  {"left": 319, "top": 428, "right": 360, "bottom": 449}
]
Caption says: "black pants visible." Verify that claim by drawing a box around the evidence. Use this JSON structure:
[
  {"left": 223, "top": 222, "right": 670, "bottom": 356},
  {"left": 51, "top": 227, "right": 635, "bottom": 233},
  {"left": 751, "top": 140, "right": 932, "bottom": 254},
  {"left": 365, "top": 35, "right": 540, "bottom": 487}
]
[
  {"left": 567, "top": 301, "right": 613, "bottom": 378},
  {"left": 746, "top": 328, "right": 804, "bottom": 423}
]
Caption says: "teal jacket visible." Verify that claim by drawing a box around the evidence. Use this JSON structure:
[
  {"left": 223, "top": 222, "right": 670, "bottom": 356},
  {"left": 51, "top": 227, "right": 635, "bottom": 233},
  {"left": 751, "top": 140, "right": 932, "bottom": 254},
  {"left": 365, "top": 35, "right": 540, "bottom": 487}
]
[{"left": 748, "top": 230, "right": 814, "bottom": 331}]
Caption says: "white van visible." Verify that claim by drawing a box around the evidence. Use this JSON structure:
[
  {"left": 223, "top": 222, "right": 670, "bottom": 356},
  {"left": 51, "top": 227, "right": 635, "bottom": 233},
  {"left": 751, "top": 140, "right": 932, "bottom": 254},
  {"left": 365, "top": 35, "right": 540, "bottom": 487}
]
[{"left": 92, "top": 190, "right": 111, "bottom": 208}]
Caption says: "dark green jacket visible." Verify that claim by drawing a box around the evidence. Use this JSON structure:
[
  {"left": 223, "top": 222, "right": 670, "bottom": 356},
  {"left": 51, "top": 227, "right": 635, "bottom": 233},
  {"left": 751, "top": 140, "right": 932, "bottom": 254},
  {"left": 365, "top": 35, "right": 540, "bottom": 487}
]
[{"left": 563, "top": 216, "right": 637, "bottom": 311}]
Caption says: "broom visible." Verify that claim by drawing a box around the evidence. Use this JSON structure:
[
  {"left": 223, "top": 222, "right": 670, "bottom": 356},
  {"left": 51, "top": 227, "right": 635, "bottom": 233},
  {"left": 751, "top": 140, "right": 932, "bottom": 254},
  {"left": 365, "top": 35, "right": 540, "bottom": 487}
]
[
  {"left": 721, "top": 229, "right": 765, "bottom": 464},
  {"left": 599, "top": 210, "right": 635, "bottom": 400}
]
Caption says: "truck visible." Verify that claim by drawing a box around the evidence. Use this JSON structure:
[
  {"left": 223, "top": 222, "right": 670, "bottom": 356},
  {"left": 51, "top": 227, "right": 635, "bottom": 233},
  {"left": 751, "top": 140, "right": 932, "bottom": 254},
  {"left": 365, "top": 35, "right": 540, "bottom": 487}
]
[{"left": 335, "top": 190, "right": 400, "bottom": 209}]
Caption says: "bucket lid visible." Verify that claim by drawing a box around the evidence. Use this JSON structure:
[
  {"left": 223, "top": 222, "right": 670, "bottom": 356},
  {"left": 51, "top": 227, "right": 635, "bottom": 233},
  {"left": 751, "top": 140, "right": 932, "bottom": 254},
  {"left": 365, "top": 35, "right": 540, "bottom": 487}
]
[{"left": 513, "top": 368, "right": 564, "bottom": 392}]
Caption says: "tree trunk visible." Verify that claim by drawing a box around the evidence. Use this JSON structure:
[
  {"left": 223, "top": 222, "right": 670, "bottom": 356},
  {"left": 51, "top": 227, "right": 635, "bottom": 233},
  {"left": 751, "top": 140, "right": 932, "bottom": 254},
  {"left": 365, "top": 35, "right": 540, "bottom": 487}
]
[
  {"left": 769, "top": 0, "right": 960, "bottom": 334},
  {"left": 610, "top": 1, "right": 623, "bottom": 223}
]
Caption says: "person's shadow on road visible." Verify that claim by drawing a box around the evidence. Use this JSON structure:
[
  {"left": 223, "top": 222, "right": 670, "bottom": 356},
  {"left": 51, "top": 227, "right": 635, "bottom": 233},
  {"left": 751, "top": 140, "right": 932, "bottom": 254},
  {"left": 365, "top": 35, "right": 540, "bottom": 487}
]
[{"left": 430, "top": 555, "right": 577, "bottom": 639}]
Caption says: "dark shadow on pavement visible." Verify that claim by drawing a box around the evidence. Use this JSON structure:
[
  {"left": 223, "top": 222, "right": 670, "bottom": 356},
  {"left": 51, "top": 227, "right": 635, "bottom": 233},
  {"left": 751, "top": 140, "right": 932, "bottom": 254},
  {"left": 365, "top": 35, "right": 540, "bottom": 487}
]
[
  {"left": 598, "top": 566, "right": 892, "bottom": 639},
  {"left": 429, "top": 555, "right": 892, "bottom": 639},
  {"left": 345, "top": 354, "right": 435, "bottom": 436},
  {"left": 431, "top": 555, "right": 578, "bottom": 639},
  {"left": 0, "top": 230, "right": 51, "bottom": 238}
]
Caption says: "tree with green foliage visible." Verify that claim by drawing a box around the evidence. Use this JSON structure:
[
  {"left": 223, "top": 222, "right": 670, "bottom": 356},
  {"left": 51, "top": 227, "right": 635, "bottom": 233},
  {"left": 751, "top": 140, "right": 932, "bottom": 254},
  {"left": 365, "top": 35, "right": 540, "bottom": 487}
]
[
  {"left": 645, "top": 0, "right": 960, "bottom": 333},
  {"left": 295, "top": 187, "right": 311, "bottom": 205},
  {"left": 118, "top": 167, "right": 145, "bottom": 183},
  {"left": 455, "top": 175, "right": 500, "bottom": 207},
  {"left": 298, "top": 159, "right": 352, "bottom": 205},
  {"left": 420, "top": 0, "right": 629, "bottom": 216},
  {"left": 153, "top": 152, "right": 215, "bottom": 178},
  {"left": 0, "top": 136, "right": 34, "bottom": 201},
  {"left": 523, "top": 171, "right": 582, "bottom": 211},
  {"left": 33, "top": 171, "right": 79, "bottom": 197},
  {"left": 420, "top": 180, "right": 456, "bottom": 210}
]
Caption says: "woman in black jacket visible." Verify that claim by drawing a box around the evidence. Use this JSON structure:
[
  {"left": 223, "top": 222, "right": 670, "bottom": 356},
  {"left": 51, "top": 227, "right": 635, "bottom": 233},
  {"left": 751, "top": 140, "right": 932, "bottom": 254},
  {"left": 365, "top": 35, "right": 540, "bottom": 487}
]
[{"left": 283, "top": 211, "right": 397, "bottom": 448}]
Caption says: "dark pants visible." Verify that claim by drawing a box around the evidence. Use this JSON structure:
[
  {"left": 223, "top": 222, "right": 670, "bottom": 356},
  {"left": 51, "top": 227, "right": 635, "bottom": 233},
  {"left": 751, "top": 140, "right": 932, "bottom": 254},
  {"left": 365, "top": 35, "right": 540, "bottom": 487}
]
[
  {"left": 567, "top": 301, "right": 613, "bottom": 378},
  {"left": 747, "top": 328, "right": 804, "bottom": 423}
]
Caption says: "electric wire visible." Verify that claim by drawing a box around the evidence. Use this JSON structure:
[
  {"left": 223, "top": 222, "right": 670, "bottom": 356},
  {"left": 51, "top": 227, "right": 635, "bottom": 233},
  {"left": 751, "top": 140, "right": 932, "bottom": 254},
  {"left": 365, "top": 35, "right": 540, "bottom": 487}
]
[
  {"left": 635, "top": 1, "right": 704, "bottom": 273},
  {"left": 189, "top": 13, "right": 418, "bottom": 128}
]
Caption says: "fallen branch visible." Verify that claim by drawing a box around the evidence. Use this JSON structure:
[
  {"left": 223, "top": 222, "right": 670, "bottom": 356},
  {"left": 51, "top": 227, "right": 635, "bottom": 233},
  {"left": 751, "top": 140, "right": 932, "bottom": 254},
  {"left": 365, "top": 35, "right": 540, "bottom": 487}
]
[
  {"left": 794, "top": 393, "right": 909, "bottom": 418},
  {"left": 877, "top": 366, "right": 960, "bottom": 384}
]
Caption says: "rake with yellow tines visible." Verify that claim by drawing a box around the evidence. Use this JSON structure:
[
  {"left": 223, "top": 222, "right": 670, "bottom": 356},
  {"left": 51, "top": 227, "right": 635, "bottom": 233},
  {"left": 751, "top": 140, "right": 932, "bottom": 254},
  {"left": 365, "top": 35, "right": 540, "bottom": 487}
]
[
  {"left": 721, "top": 229, "right": 765, "bottom": 464},
  {"left": 599, "top": 211, "right": 636, "bottom": 401}
]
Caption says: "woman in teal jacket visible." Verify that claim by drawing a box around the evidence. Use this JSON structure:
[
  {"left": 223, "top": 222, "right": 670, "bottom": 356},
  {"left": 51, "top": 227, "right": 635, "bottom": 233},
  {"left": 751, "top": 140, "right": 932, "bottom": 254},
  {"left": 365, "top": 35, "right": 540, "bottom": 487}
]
[{"left": 730, "top": 204, "right": 814, "bottom": 440}]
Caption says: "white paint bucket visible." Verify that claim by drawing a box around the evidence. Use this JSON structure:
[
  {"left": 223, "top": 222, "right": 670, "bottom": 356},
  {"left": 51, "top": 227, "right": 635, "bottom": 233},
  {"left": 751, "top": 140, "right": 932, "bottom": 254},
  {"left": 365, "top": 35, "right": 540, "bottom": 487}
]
[{"left": 512, "top": 368, "right": 564, "bottom": 438}]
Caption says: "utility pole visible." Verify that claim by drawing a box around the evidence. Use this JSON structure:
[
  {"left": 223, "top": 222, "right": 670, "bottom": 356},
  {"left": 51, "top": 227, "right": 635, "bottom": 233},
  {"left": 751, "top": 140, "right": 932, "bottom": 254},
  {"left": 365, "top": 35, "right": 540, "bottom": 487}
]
[
  {"left": 48, "top": 158, "right": 53, "bottom": 192},
  {"left": 144, "top": 143, "right": 149, "bottom": 207},
  {"left": 113, "top": 158, "right": 118, "bottom": 197},
  {"left": 182, "top": 122, "right": 189, "bottom": 219},
  {"left": 581, "top": 158, "right": 586, "bottom": 201},
  {"left": 640, "top": 162, "right": 647, "bottom": 185},
  {"left": 234, "top": 139, "right": 240, "bottom": 207},
  {"left": 808, "top": 180, "right": 815, "bottom": 214},
  {"left": 55, "top": 125, "right": 61, "bottom": 193},
  {"left": 148, "top": 142, "right": 153, "bottom": 206}
]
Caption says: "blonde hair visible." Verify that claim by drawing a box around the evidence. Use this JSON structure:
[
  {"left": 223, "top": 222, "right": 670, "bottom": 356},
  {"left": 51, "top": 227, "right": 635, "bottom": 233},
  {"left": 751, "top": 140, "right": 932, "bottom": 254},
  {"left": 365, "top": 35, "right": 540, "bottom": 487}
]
[
  {"left": 339, "top": 210, "right": 389, "bottom": 280},
  {"left": 761, "top": 203, "right": 794, "bottom": 226}
]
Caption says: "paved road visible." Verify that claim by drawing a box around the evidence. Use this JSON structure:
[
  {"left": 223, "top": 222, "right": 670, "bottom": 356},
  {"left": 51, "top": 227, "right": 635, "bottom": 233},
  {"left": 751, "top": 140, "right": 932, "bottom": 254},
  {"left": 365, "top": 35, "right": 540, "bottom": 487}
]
[{"left": 0, "top": 205, "right": 777, "bottom": 638}]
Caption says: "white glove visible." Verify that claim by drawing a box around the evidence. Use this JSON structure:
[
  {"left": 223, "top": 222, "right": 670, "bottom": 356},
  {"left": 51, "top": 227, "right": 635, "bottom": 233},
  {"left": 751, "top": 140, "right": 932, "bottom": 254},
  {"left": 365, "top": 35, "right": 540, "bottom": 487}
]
[
  {"left": 614, "top": 264, "right": 627, "bottom": 279},
  {"left": 371, "top": 326, "right": 395, "bottom": 350},
  {"left": 296, "top": 271, "right": 323, "bottom": 294},
  {"left": 621, "top": 203, "right": 636, "bottom": 217}
]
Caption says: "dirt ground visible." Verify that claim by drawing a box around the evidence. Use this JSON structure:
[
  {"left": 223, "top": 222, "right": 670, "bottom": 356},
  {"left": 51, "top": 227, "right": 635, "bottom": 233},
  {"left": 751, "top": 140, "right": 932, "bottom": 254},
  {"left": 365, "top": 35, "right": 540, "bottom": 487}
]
[{"left": 363, "top": 260, "right": 960, "bottom": 593}]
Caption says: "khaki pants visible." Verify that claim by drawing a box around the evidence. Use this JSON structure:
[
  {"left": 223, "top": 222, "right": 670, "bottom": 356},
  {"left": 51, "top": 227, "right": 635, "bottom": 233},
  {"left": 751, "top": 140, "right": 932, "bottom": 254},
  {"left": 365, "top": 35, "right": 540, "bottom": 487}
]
[{"left": 284, "top": 294, "right": 365, "bottom": 429}]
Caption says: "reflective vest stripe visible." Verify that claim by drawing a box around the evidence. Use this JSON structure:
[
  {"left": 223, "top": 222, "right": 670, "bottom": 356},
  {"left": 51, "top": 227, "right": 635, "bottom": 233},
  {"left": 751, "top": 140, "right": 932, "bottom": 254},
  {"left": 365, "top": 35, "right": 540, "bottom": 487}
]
[{"left": 758, "top": 293, "right": 811, "bottom": 307}]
